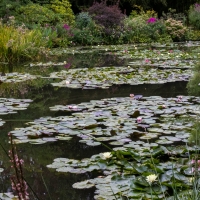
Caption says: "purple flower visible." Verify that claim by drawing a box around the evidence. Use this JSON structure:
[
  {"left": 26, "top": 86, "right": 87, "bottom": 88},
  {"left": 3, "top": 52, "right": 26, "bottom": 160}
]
[
  {"left": 147, "top": 17, "right": 157, "bottom": 23},
  {"left": 63, "top": 24, "right": 70, "bottom": 30},
  {"left": 64, "top": 63, "right": 71, "bottom": 69}
]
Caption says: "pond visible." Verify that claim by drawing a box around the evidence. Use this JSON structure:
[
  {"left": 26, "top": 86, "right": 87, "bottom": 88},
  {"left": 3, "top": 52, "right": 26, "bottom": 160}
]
[{"left": 0, "top": 42, "right": 199, "bottom": 200}]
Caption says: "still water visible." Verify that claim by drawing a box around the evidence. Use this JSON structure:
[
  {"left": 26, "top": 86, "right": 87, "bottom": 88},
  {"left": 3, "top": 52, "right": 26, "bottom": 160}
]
[{"left": 0, "top": 44, "right": 192, "bottom": 200}]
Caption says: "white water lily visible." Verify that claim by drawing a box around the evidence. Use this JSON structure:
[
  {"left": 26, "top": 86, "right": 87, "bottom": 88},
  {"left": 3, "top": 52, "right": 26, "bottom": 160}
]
[
  {"left": 102, "top": 152, "right": 112, "bottom": 159},
  {"left": 146, "top": 174, "right": 157, "bottom": 184}
]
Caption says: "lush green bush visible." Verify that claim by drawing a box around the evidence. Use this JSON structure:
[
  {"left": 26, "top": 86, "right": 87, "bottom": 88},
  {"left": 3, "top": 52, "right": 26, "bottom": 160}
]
[
  {"left": 188, "top": 3, "right": 200, "bottom": 30},
  {"left": 75, "top": 12, "right": 93, "bottom": 30},
  {"left": 15, "top": 0, "right": 74, "bottom": 27},
  {"left": 15, "top": 3, "right": 59, "bottom": 26},
  {"left": 0, "top": 22, "right": 49, "bottom": 63},
  {"left": 165, "top": 18, "right": 188, "bottom": 41},
  {"left": 123, "top": 10, "right": 171, "bottom": 43},
  {"left": 71, "top": 20, "right": 103, "bottom": 45},
  {"left": 187, "top": 62, "right": 200, "bottom": 96},
  {"left": 53, "top": 23, "right": 74, "bottom": 47},
  {"left": 45, "top": 0, "right": 75, "bottom": 25},
  {"left": 186, "top": 29, "right": 200, "bottom": 41}
]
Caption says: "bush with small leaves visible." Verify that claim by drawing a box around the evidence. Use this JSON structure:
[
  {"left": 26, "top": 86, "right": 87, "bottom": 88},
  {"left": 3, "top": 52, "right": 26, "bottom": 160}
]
[
  {"left": 188, "top": 3, "right": 200, "bottom": 30},
  {"left": 45, "top": 0, "right": 75, "bottom": 25},
  {"left": 75, "top": 12, "right": 92, "bottom": 30},
  {"left": 165, "top": 18, "right": 188, "bottom": 41},
  {"left": 15, "top": 3, "right": 60, "bottom": 27}
]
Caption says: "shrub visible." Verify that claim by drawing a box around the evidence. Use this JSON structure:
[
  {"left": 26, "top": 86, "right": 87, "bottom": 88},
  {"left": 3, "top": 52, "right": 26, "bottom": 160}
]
[
  {"left": 123, "top": 11, "right": 171, "bottom": 43},
  {"left": 165, "top": 18, "right": 188, "bottom": 41},
  {"left": 75, "top": 12, "right": 93, "bottom": 30},
  {"left": 53, "top": 23, "right": 74, "bottom": 47},
  {"left": 0, "top": 22, "right": 49, "bottom": 63},
  {"left": 161, "top": 8, "right": 186, "bottom": 24},
  {"left": 71, "top": 20, "right": 103, "bottom": 45},
  {"left": 45, "top": 0, "right": 75, "bottom": 25},
  {"left": 186, "top": 29, "right": 200, "bottom": 41},
  {"left": 15, "top": 3, "right": 59, "bottom": 27},
  {"left": 188, "top": 3, "right": 200, "bottom": 30},
  {"left": 88, "top": 0, "right": 125, "bottom": 43},
  {"left": 187, "top": 62, "right": 200, "bottom": 96}
]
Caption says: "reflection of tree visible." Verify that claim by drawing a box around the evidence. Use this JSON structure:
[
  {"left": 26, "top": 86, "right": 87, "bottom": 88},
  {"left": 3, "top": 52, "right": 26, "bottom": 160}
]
[
  {"left": 187, "top": 63, "right": 200, "bottom": 96},
  {"left": 60, "top": 52, "right": 126, "bottom": 69}
]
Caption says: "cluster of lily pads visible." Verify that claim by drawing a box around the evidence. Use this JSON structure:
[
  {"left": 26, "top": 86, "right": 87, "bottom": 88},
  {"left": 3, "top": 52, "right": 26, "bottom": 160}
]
[
  {"left": 0, "top": 192, "right": 18, "bottom": 200},
  {"left": 50, "top": 67, "right": 192, "bottom": 89},
  {"left": 0, "top": 72, "right": 37, "bottom": 83},
  {"left": 9, "top": 95, "right": 199, "bottom": 146},
  {"left": 0, "top": 98, "right": 32, "bottom": 127},
  {"left": 47, "top": 144, "right": 200, "bottom": 199}
]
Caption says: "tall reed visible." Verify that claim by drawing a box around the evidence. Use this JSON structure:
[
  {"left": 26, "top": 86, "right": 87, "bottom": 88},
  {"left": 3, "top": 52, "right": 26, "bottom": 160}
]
[{"left": 0, "top": 21, "right": 49, "bottom": 64}]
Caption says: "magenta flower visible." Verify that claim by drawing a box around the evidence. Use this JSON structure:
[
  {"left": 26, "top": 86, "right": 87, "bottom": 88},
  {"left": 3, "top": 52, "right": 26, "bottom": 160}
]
[
  {"left": 63, "top": 24, "right": 70, "bottom": 30},
  {"left": 147, "top": 17, "right": 157, "bottom": 23},
  {"left": 64, "top": 63, "right": 71, "bottom": 69}
]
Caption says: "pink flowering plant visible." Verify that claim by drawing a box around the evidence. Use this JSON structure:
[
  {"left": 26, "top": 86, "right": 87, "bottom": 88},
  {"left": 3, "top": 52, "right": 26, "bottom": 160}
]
[
  {"left": 8, "top": 133, "right": 30, "bottom": 200},
  {"left": 147, "top": 17, "right": 157, "bottom": 23}
]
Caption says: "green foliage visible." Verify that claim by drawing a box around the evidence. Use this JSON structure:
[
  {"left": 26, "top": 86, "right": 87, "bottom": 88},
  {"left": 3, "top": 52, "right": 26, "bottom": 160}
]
[
  {"left": 0, "top": 0, "right": 30, "bottom": 20},
  {"left": 186, "top": 29, "right": 200, "bottom": 41},
  {"left": 165, "top": 18, "right": 188, "bottom": 41},
  {"left": 0, "top": 22, "right": 49, "bottom": 63},
  {"left": 46, "top": 0, "right": 75, "bottom": 25},
  {"left": 123, "top": 11, "right": 171, "bottom": 43},
  {"left": 71, "top": 20, "right": 103, "bottom": 45},
  {"left": 53, "top": 23, "right": 73, "bottom": 47},
  {"left": 189, "top": 120, "right": 200, "bottom": 146},
  {"left": 15, "top": 3, "right": 59, "bottom": 26},
  {"left": 188, "top": 3, "right": 200, "bottom": 30},
  {"left": 187, "top": 62, "right": 200, "bottom": 96},
  {"left": 161, "top": 8, "right": 186, "bottom": 24},
  {"left": 75, "top": 12, "right": 92, "bottom": 30}
]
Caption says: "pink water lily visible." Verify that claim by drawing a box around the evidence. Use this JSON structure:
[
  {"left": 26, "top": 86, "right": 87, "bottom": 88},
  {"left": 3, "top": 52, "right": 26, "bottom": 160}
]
[{"left": 137, "top": 117, "right": 142, "bottom": 123}]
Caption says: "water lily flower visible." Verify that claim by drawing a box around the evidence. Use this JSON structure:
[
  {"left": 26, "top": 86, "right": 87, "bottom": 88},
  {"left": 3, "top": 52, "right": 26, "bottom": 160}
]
[
  {"left": 145, "top": 59, "right": 150, "bottom": 63},
  {"left": 162, "top": 105, "right": 166, "bottom": 108},
  {"left": 137, "top": 117, "right": 142, "bottom": 123},
  {"left": 130, "top": 94, "right": 134, "bottom": 98},
  {"left": 66, "top": 80, "right": 70, "bottom": 84},
  {"left": 190, "top": 160, "right": 195, "bottom": 164},
  {"left": 102, "top": 152, "right": 112, "bottom": 159},
  {"left": 146, "top": 174, "right": 157, "bottom": 184},
  {"left": 178, "top": 96, "right": 183, "bottom": 99}
]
